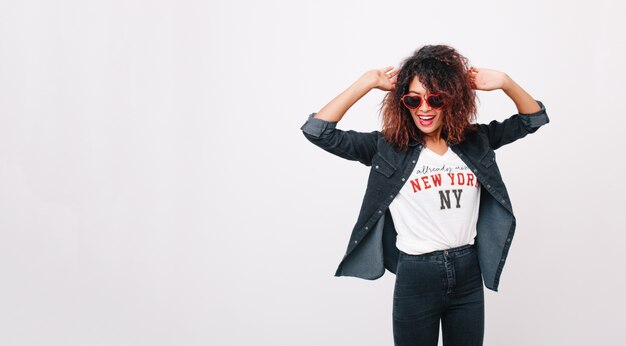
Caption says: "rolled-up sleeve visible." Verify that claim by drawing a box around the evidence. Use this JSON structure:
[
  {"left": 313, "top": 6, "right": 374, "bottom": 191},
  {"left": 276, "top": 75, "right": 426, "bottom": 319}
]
[
  {"left": 300, "top": 113, "right": 378, "bottom": 167},
  {"left": 519, "top": 100, "right": 549, "bottom": 129},
  {"left": 300, "top": 113, "right": 338, "bottom": 138}
]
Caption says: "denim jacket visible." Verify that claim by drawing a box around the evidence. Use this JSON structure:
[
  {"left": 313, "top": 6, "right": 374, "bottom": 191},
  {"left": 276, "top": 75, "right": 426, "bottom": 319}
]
[{"left": 300, "top": 101, "right": 549, "bottom": 292}]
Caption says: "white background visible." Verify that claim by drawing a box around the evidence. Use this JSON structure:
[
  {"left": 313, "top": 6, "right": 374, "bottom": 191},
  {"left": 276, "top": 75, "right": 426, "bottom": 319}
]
[{"left": 1, "top": 0, "right": 625, "bottom": 345}]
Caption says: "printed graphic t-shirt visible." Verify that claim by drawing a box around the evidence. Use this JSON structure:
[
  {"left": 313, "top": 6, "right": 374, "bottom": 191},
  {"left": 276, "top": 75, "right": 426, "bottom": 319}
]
[{"left": 388, "top": 146, "right": 481, "bottom": 255}]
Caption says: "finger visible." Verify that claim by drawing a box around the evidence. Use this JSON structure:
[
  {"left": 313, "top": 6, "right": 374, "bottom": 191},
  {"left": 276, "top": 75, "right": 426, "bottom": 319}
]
[
  {"left": 383, "top": 66, "right": 395, "bottom": 73},
  {"left": 386, "top": 68, "right": 396, "bottom": 76}
]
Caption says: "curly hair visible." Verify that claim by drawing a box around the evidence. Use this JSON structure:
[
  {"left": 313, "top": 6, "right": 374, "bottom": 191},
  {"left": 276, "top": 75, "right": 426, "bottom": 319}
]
[{"left": 378, "top": 45, "right": 478, "bottom": 151}]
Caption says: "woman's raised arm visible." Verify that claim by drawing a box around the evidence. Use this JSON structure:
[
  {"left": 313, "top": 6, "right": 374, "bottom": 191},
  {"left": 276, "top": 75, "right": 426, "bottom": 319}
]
[
  {"left": 469, "top": 66, "right": 541, "bottom": 114},
  {"left": 469, "top": 67, "right": 549, "bottom": 149},
  {"left": 314, "top": 66, "right": 399, "bottom": 123},
  {"left": 300, "top": 66, "right": 399, "bottom": 167}
]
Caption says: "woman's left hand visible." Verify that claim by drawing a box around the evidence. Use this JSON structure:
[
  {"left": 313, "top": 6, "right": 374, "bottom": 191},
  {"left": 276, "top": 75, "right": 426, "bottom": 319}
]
[{"left": 468, "top": 67, "right": 511, "bottom": 91}]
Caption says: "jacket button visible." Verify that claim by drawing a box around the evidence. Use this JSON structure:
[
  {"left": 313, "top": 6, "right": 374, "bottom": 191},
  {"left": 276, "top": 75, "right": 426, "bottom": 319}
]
[
  {"left": 375, "top": 165, "right": 379, "bottom": 169},
  {"left": 486, "top": 184, "right": 491, "bottom": 188},
  {"left": 354, "top": 240, "right": 358, "bottom": 243},
  {"left": 507, "top": 238, "right": 511, "bottom": 242},
  {"left": 473, "top": 168, "right": 477, "bottom": 172},
  {"left": 412, "top": 160, "right": 416, "bottom": 163},
  {"left": 365, "top": 226, "right": 368, "bottom": 230},
  {"left": 390, "top": 195, "right": 394, "bottom": 199},
  {"left": 401, "top": 178, "right": 405, "bottom": 181},
  {"left": 501, "top": 199, "right": 506, "bottom": 203},
  {"left": 378, "top": 210, "right": 382, "bottom": 213}
]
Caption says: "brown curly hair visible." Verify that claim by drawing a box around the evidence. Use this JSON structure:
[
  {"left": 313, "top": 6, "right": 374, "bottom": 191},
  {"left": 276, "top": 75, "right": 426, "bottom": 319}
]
[{"left": 378, "top": 45, "right": 478, "bottom": 151}]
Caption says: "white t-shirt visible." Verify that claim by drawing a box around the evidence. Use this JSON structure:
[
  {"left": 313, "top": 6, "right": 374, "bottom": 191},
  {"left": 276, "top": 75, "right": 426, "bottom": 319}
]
[{"left": 388, "top": 146, "right": 481, "bottom": 255}]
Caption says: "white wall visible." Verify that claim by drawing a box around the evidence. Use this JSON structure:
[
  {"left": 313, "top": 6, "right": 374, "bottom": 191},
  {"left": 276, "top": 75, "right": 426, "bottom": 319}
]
[{"left": 1, "top": 0, "right": 624, "bottom": 345}]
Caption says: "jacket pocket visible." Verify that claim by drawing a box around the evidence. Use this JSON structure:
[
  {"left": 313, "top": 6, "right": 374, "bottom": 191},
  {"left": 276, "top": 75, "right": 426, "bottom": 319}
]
[
  {"left": 371, "top": 152, "right": 396, "bottom": 178},
  {"left": 480, "top": 150, "right": 496, "bottom": 168}
]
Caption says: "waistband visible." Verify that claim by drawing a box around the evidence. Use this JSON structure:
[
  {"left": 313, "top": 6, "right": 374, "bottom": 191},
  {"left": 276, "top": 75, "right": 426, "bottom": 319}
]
[{"left": 399, "top": 244, "right": 475, "bottom": 262}]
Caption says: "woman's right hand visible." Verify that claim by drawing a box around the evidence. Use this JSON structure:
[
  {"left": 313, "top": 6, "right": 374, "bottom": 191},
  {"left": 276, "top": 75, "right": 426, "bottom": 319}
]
[{"left": 360, "top": 66, "right": 399, "bottom": 92}]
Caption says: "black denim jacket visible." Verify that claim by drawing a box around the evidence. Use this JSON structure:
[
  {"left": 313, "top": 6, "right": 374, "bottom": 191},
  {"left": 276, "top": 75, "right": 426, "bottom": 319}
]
[{"left": 300, "top": 101, "right": 549, "bottom": 292}]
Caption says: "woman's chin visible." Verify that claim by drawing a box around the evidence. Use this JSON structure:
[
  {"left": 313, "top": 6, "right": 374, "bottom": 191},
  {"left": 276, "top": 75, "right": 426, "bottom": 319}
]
[{"left": 414, "top": 120, "right": 442, "bottom": 135}]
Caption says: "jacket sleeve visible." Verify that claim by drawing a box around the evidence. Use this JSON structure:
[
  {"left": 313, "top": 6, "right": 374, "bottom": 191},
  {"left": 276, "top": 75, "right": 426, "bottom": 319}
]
[
  {"left": 478, "top": 100, "right": 550, "bottom": 150},
  {"left": 300, "top": 112, "right": 378, "bottom": 167}
]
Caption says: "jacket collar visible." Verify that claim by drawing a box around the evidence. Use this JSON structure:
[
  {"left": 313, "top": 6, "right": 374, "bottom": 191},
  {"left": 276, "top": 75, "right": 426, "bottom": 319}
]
[{"left": 408, "top": 138, "right": 457, "bottom": 147}]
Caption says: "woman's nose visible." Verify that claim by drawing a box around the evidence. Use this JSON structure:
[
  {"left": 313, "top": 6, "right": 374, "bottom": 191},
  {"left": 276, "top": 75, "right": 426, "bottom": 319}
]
[{"left": 419, "top": 99, "right": 431, "bottom": 112}]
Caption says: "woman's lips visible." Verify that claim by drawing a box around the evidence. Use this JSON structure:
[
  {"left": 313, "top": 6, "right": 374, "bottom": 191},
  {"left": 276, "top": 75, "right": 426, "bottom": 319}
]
[{"left": 418, "top": 114, "right": 435, "bottom": 126}]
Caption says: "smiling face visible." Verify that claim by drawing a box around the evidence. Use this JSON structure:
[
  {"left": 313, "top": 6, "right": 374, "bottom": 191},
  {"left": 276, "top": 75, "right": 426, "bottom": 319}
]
[{"left": 405, "top": 76, "right": 445, "bottom": 138}]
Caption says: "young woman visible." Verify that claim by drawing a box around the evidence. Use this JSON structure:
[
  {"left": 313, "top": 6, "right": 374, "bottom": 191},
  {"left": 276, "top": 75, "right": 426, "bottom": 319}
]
[{"left": 300, "top": 45, "right": 549, "bottom": 346}]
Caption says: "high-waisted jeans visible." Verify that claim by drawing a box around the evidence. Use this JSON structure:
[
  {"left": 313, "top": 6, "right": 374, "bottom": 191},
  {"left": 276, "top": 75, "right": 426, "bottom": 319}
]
[{"left": 392, "top": 244, "right": 484, "bottom": 346}]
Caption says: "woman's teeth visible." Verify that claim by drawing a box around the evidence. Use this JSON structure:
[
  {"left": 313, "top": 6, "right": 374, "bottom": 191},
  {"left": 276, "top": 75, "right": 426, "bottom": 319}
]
[{"left": 418, "top": 115, "right": 435, "bottom": 126}]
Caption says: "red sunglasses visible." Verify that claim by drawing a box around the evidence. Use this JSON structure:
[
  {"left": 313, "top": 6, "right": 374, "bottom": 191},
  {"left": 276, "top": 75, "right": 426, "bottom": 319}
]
[{"left": 401, "top": 93, "right": 444, "bottom": 110}]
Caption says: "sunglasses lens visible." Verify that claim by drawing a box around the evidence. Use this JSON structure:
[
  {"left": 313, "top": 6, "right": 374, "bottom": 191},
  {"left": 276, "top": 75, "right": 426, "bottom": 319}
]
[
  {"left": 427, "top": 95, "right": 444, "bottom": 108},
  {"left": 403, "top": 96, "right": 421, "bottom": 109}
]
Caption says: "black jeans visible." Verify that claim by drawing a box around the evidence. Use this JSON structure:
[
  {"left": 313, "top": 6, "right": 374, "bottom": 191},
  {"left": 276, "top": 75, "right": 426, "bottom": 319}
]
[{"left": 393, "top": 244, "right": 484, "bottom": 346}]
